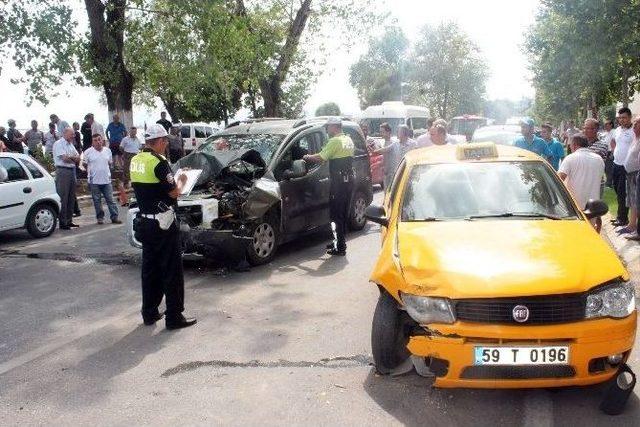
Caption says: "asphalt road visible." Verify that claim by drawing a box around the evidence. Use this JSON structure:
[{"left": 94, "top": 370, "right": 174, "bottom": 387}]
[{"left": 1, "top": 198, "right": 639, "bottom": 426}]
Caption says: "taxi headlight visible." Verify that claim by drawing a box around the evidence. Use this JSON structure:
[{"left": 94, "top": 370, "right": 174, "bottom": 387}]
[
  {"left": 585, "top": 282, "right": 635, "bottom": 319},
  {"left": 400, "top": 293, "right": 455, "bottom": 324}
]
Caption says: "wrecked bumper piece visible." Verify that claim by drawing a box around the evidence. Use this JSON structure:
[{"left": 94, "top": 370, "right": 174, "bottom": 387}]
[{"left": 180, "top": 223, "right": 252, "bottom": 263}]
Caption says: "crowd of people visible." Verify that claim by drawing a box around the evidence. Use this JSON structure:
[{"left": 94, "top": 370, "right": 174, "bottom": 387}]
[
  {"left": 363, "top": 109, "right": 640, "bottom": 237},
  {"left": 0, "top": 111, "right": 186, "bottom": 230}
]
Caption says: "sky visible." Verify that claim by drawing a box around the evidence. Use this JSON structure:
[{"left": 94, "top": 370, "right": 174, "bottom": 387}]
[{"left": 0, "top": 0, "right": 539, "bottom": 128}]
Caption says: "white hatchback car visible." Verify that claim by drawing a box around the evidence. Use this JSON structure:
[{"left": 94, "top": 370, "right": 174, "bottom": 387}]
[{"left": 0, "top": 152, "right": 61, "bottom": 238}]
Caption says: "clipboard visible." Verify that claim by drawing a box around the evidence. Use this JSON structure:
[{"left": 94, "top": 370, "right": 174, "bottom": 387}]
[{"left": 174, "top": 168, "right": 203, "bottom": 196}]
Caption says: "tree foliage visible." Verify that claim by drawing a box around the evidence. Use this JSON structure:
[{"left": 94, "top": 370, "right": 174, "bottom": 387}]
[
  {"left": 1, "top": 0, "right": 382, "bottom": 123},
  {"left": 315, "top": 101, "right": 341, "bottom": 116},
  {"left": 407, "top": 22, "right": 488, "bottom": 119},
  {"left": 349, "top": 26, "right": 409, "bottom": 109},
  {"left": 349, "top": 23, "right": 489, "bottom": 119},
  {"left": 0, "top": 0, "right": 79, "bottom": 105},
  {"left": 525, "top": 0, "right": 640, "bottom": 121}
]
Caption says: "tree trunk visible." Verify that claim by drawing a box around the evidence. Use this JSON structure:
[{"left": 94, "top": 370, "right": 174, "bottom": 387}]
[
  {"left": 259, "top": 0, "right": 312, "bottom": 117},
  {"left": 622, "top": 63, "right": 630, "bottom": 108},
  {"left": 159, "top": 92, "right": 180, "bottom": 123},
  {"left": 85, "top": 0, "right": 135, "bottom": 128}
]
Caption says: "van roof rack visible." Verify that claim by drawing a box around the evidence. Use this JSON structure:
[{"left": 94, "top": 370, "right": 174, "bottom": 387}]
[
  {"left": 225, "top": 117, "right": 289, "bottom": 128},
  {"left": 293, "top": 116, "right": 354, "bottom": 128}
]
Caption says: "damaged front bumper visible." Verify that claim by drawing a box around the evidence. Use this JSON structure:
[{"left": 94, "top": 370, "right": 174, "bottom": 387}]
[
  {"left": 406, "top": 313, "right": 637, "bottom": 389},
  {"left": 126, "top": 205, "right": 253, "bottom": 263}
]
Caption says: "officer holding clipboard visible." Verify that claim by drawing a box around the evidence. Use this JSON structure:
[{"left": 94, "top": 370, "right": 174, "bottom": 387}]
[{"left": 130, "top": 124, "right": 196, "bottom": 330}]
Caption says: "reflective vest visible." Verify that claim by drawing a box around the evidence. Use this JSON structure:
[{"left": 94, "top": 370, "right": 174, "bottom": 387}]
[{"left": 130, "top": 151, "right": 164, "bottom": 183}]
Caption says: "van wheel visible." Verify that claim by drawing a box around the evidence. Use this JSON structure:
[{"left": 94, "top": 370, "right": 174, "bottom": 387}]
[
  {"left": 246, "top": 214, "right": 279, "bottom": 266},
  {"left": 349, "top": 191, "right": 367, "bottom": 231},
  {"left": 26, "top": 204, "right": 58, "bottom": 238},
  {"left": 371, "top": 291, "right": 411, "bottom": 375}
]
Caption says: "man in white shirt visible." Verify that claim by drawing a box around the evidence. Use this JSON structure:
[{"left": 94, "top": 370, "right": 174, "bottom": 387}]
[
  {"left": 611, "top": 107, "right": 635, "bottom": 226},
  {"left": 86, "top": 113, "right": 105, "bottom": 140},
  {"left": 83, "top": 134, "right": 122, "bottom": 225},
  {"left": 603, "top": 119, "right": 615, "bottom": 187},
  {"left": 372, "top": 124, "right": 416, "bottom": 190},
  {"left": 559, "top": 133, "right": 605, "bottom": 229},
  {"left": 416, "top": 118, "right": 459, "bottom": 147},
  {"left": 53, "top": 128, "right": 80, "bottom": 229},
  {"left": 50, "top": 114, "right": 70, "bottom": 135},
  {"left": 119, "top": 126, "right": 142, "bottom": 206}
]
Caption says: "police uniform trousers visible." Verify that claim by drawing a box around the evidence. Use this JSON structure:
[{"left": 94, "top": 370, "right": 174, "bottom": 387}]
[
  {"left": 330, "top": 179, "right": 353, "bottom": 252},
  {"left": 136, "top": 218, "right": 185, "bottom": 320}
]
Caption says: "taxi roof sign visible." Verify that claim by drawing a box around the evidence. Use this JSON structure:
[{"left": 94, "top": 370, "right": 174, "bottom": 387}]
[{"left": 456, "top": 142, "right": 499, "bottom": 161}]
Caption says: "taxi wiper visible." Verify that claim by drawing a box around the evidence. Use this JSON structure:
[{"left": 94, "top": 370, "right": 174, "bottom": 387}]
[{"left": 466, "top": 212, "right": 562, "bottom": 220}]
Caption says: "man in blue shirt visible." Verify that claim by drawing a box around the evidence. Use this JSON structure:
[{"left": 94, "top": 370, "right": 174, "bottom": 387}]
[
  {"left": 540, "top": 122, "right": 565, "bottom": 170},
  {"left": 514, "top": 118, "right": 552, "bottom": 159},
  {"left": 106, "top": 114, "right": 127, "bottom": 165}
]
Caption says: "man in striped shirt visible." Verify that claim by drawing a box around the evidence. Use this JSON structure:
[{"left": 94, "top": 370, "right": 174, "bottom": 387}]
[{"left": 583, "top": 118, "right": 610, "bottom": 233}]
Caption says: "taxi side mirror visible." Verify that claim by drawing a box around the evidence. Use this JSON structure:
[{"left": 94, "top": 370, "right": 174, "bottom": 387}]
[
  {"left": 365, "top": 204, "right": 388, "bottom": 227},
  {"left": 583, "top": 199, "right": 608, "bottom": 219}
]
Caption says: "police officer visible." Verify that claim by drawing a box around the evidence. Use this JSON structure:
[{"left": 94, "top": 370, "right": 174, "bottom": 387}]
[
  {"left": 130, "top": 124, "right": 196, "bottom": 330},
  {"left": 303, "top": 117, "right": 355, "bottom": 256}
]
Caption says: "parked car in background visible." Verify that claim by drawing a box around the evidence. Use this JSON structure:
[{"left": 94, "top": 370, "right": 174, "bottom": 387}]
[
  {"left": 472, "top": 124, "right": 521, "bottom": 146},
  {"left": 0, "top": 152, "right": 60, "bottom": 238},
  {"left": 180, "top": 122, "right": 220, "bottom": 153},
  {"left": 127, "top": 118, "right": 373, "bottom": 265}
]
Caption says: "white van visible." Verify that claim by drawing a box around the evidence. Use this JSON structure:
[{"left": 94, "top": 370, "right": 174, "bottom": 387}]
[
  {"left": 180, "top": 122, "right": 220, "bottom": 153},
  {"left": 359, "top": 102, "right": 430, "bottom": 137}
]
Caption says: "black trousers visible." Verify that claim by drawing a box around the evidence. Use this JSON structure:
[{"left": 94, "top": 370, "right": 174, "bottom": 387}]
[
  {"left": 330, "top": 181, "right": 353, "bottom": 252},
  {"left": 605, "top": 153, "right": 614, "bottom": 186},
  {"left": 135, "top": 218, "right": 185, "bottom": 321},
  {"left": 612, "top": 164, "right": 629, "bottom": 223}
]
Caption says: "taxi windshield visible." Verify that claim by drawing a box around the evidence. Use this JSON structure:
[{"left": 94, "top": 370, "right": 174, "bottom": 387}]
[
  {"left": 198, "top": 134, "right": 285, "bottom": 164},
  {"left": 401, "top": 162, "right": 579, "bottom": 221}
]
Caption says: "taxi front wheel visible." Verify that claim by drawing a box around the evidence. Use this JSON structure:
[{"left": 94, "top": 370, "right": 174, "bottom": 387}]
[{"left": 371, "top": 291, "right": 411, "bottom": 375}]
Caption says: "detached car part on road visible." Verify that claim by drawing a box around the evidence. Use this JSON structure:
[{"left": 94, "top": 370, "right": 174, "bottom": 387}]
[
  {"left": 365, "top": 142, "right": 636, "bottom": 393},
  {"left": 0, "top": 152, "right": 61, "bottom": 238},
  {"left": 127, "top": 118, "right": 373, "bottom": 265}
]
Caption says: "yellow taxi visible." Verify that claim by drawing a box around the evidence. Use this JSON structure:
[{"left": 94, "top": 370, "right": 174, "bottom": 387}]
[{"left": 365, "top": 142, "right": 636, "bottom": 388}]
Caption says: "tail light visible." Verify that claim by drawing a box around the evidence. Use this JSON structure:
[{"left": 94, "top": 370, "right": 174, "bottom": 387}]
[{"left": 192, "top": 138, "right": 196, "bottom": 146}]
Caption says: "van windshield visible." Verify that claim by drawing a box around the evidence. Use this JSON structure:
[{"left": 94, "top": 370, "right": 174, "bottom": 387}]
[
  {"left": 364, "top": 118, "right": 404, "bottom": 137},
  {"left": 198, "top": 134, "right": 285, "bottom": 164},
  {"left": 402, "top": 162, "right": 578, "bottom": 221}
]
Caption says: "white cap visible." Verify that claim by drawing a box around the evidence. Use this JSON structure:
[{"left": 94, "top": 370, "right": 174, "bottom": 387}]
[
  {"left": 144, "top": 123, "right": 168, "bottom": 141},
  {"left": 325, "top": 117, "right": 342, "bottom": 126}
]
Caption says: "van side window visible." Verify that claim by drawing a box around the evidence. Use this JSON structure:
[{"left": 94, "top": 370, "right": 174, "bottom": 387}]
[
  {"left": 194, "top": 126, "right": 206, "bottom": 138},
  {"left": 180, "top": 127, "right": 191, "bottom": 138},
  {"left": 411, "top": 117, "right": 428, "bottom": 130},
  {"left": 343, "top": 127, "right": 366, "bottom": 156}
]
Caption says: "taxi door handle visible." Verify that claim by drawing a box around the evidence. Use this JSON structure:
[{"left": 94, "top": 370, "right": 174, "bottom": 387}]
[{"left": 23, "top": 187, "right": 32, "bottom": 194}]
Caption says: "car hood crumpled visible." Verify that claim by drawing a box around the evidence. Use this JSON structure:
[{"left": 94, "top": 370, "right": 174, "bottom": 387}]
[{"left": 396, "top": 220, "right": 627, "bottom": 299}]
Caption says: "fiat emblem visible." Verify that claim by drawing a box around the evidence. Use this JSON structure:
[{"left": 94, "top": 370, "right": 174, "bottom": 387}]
[{"left": 512, "top": 305, "right": 530, "bottom": 323}]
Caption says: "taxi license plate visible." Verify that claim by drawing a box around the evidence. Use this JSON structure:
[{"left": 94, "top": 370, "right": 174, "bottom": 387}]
[{"left": 474, "top": 346, "right": 569, "bottom": 365}]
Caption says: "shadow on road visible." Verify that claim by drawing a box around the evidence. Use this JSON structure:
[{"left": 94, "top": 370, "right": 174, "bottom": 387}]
[{"left": 363, "top": 369, "right": 640, "bottom": 426}]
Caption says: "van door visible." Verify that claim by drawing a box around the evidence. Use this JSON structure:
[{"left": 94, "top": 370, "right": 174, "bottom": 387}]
[
  {"left": 278, "top": 131, "right": 329, "bottom": 234},
  {"left": 343, "top": 125, "right": 372, "bottom": 197},
  {"left": 0, "top": 157, "right": 31, "bottom": 230}
]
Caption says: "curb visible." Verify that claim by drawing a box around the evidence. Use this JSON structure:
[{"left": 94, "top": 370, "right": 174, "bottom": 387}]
[{"left": 601, "top": 213, "right": 640, "bottom": 278}]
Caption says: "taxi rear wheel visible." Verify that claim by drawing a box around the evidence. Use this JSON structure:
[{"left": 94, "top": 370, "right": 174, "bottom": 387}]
[{"left": 371, "top": 291, "right": 411, "bottom": 375}]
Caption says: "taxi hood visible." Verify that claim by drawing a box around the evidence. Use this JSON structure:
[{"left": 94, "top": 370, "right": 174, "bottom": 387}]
[{"left": 396, "top": 220, "right": 626, "bottom": 299}]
